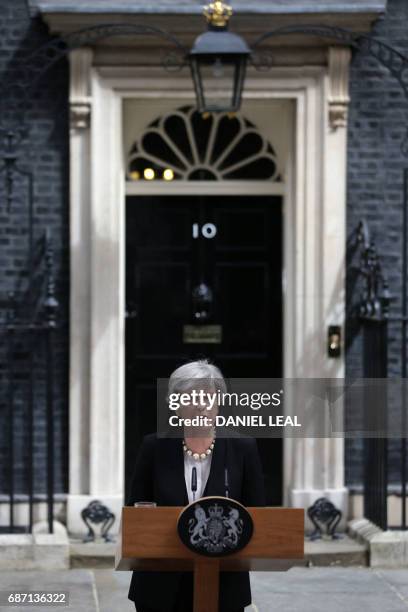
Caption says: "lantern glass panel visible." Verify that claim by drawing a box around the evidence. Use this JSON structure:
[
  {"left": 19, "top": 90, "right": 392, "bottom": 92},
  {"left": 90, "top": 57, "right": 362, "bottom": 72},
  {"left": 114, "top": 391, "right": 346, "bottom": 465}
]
[{"left": 191, "top": 55, "right": 247, "bottom": 113}]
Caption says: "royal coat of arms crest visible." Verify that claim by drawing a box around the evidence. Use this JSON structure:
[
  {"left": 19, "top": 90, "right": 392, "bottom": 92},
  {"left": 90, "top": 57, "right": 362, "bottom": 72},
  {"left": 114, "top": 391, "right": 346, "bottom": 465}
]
[{"left": 177, "top": 496, "right": 253, "bottom": 557}]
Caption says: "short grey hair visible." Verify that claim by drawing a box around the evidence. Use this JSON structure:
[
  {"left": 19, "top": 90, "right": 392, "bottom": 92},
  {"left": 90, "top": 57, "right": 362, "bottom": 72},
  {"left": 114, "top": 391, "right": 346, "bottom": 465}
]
[{"left": 168, "top": 359, "right": 227, "bottom": 396}]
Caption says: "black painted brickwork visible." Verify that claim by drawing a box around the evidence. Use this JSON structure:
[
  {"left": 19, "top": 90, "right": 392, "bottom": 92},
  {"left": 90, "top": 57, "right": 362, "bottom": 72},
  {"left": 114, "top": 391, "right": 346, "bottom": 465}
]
[
  {"left": 0, "top": 0, "right": 69, "bottom": 496},
  {"left": 345, "top": 0, "right": 408, "bottom": 487}
]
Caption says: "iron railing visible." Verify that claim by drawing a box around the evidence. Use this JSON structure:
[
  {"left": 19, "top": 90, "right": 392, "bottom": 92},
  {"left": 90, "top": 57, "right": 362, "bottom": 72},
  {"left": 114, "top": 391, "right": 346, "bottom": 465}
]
[
  {"left": 0, "top": 230, "right": 59, "bottom": 534},
  {"left": 355, "top": 214, "right": 408, "bottom": 530}
]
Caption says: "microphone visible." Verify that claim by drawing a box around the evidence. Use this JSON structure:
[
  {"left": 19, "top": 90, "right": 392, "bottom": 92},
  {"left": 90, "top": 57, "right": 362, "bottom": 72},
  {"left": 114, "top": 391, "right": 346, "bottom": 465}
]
[
  {"left": 191, "top": 467, "right": 197, "bottom": 502},
  {"left": 224, "top": 440, "right": 229, "bottom": 498}
]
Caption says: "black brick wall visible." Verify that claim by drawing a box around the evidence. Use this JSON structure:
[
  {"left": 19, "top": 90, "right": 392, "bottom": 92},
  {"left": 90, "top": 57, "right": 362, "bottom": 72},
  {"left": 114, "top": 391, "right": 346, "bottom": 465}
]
[
  {"left": 346, "top": 0, "right": 408, "bottom": 487},
  {"left": 0, "top": 0, "right": 69, "bottom": 496}
]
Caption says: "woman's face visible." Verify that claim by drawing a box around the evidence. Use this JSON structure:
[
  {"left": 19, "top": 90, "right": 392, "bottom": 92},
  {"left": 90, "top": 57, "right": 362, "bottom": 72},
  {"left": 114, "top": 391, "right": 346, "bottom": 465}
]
[{"left": 179, "top": 383, "right": 218, "bottom": 433}]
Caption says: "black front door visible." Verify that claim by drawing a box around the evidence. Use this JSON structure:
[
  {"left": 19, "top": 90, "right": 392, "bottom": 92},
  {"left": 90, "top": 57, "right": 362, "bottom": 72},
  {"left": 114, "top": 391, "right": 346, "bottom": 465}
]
[{"left": 125, "top": 194, "right": 283, "bottom": 504}]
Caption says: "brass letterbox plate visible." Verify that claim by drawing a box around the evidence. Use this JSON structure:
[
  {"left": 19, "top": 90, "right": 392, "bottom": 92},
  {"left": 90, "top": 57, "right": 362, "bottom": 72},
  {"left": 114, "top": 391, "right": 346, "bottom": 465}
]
[{"left": 183, "top": 324, "right": 222, "bottom": 344}]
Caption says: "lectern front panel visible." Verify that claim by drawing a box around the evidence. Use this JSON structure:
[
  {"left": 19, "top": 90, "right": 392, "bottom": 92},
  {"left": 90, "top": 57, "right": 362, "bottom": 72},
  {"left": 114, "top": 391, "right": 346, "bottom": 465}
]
[{"left": 116, "top": 506, "right": 304, "bottom": 571}]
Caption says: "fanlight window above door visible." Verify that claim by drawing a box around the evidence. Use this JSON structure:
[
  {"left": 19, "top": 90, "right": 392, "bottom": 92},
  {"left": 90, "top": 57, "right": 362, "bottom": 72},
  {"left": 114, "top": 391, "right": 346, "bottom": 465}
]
[{"left": 127, "top": 106, "right": 281, "bottom": 182}]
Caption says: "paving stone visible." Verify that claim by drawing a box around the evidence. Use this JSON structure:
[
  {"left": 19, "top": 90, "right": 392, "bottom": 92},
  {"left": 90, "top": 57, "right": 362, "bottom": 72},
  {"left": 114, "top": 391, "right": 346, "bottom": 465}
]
[
  {"left": 0, "top": 570, "right": 97, "bottom": 612},
  {"left": 2, "top": 567, "right": 408, "bottom": 612},
  {"left": 93, "top": 569, "right": 138, "bottom": 612},
  {"left": 249, "top": 568, "right": 408, "bottom": 612}
]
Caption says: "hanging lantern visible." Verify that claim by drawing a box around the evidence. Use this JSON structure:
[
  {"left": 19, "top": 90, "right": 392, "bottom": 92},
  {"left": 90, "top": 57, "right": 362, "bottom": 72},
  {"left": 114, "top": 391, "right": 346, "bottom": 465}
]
[{"left": 189, "top": 1, "right": 251, "bottom": 113}]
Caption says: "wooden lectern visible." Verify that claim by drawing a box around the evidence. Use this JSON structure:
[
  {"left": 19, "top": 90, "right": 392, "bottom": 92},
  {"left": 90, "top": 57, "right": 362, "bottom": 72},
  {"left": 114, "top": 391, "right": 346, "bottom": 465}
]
[{"left": 116, "top": 505, "right": 304, "bottom": 612}]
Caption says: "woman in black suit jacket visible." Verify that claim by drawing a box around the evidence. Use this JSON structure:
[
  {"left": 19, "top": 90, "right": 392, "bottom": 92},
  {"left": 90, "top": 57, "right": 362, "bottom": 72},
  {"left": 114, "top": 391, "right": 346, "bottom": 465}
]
[{"left": 126, "top": 360, "right": 266, "bottom": 612}]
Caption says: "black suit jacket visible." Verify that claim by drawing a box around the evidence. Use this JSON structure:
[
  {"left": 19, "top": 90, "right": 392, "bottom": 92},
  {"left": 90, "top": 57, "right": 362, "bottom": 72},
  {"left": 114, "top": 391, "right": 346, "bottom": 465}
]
[{"left": 126, "top": 432, "right": 266, "bottom": 612}]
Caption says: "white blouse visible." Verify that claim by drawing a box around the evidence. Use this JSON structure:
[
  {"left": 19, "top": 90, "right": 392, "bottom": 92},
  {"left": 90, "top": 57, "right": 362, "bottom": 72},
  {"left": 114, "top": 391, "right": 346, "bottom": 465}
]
[{"left": 184, "top": 452, "right": 213, "bottom": 504}]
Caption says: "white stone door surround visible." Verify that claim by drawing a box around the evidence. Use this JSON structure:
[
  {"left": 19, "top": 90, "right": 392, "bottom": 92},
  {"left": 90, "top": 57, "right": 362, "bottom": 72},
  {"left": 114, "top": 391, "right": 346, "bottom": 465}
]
[{"left": 67, "top": 48, "right": 350, "bottom": 535}]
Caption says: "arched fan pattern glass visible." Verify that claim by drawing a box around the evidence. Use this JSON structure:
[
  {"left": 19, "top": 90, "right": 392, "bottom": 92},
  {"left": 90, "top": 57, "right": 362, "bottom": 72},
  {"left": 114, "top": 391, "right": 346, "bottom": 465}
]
[{"left": 127, "top": 106, "right": 281, "bottom": 182}]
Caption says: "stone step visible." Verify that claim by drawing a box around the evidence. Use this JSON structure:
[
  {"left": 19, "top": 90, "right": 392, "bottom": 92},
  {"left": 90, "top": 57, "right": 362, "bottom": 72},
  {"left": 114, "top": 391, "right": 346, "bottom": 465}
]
[
  {"left": 70, "top": 535, "right": 368, "bottom": 569},
  {"left": 70, "top": 540, "right": 116, "bottom": 568},
  {"left": 305, "top": 535, "right": 368, "bottom": 566}
]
